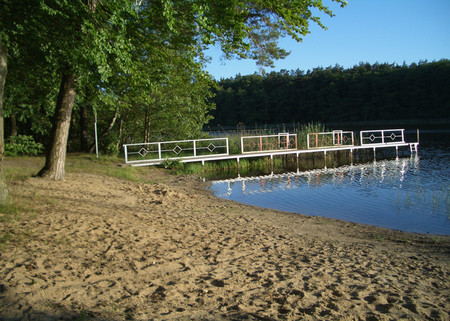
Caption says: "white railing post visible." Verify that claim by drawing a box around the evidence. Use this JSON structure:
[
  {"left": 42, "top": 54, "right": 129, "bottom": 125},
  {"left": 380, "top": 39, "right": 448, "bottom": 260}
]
[
  {"left": 124, "top": 145, "right": 128, "bottom": 163},
  {"left": 193, "top": 140, "right": 197, "bottom": 157},
  {"left": 381, "top": 130, "right": 385, "bottom": 144},
  {"left": 241, "top": 136, "right": 244, "bottom": 154},
  {"left": 158, "top": 143, "right": 162, "bottom": 160},
  {"left": 225, "top": 137, "right": 229, "bottom": 155}
]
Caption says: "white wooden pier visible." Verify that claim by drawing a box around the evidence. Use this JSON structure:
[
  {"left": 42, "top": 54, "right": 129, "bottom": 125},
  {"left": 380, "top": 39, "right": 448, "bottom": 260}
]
[{"left": 123, "top": 129, "right": 419, "bottom": 167}]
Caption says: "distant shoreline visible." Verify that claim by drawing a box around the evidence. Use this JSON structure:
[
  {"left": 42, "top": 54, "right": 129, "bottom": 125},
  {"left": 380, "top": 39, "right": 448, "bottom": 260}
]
[
  {"left": 207, "top": 118, "right": 450, "bottom": 132},
  {"left": 324, "top": 118, "right": 450, "bottom": 130}
]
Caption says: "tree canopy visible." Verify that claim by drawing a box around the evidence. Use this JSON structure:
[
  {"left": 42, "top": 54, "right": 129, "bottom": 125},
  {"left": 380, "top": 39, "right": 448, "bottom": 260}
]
[{"left": 1, "top": 0, "right": 347, "bottom": 179}]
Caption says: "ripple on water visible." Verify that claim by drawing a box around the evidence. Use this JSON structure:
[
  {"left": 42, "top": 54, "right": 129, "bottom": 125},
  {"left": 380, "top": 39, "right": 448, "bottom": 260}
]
[{"left": 210, "top": 147, "right": 450, "bottom": 235}]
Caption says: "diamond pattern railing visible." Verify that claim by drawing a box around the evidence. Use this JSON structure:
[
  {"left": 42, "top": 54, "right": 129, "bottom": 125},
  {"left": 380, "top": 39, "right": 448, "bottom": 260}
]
[
  {"left": 123, "top": 128, "right": 412, "bottom": 166},
  {"left": 241, "top": 133, "right": 297, "bottom": 154},
  {"left": 307, "top": 131, "right": 354, "bottom": 149},
  {"left": 360, "top": 129, "right": 405, "bottom": 146},
  {"left": 123, "top": 138, "right": 229, "bottom": 164}
]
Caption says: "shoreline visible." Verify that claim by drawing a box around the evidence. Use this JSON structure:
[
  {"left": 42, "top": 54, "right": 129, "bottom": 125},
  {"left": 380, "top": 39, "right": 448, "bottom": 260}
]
[{"left": 1, "top": 169, "right": 449, "bottom": 320}]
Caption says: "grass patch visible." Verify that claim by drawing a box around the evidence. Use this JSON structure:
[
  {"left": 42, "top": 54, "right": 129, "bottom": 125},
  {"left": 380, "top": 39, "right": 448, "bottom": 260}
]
[
  {"left": 2, "top": 154, "right": 155, "bottom": 183},
  {"left": 3, "top": 156, "right": 44, "bottom": 180},
  {"left": 0, "top": 202, "right": 22, "bottom": 223},
  {"left": 0, "top": 202, "right": 31, "bottom": 249},
  {"left": 65, "top": 155, "right": 168, "bottom": 183}
]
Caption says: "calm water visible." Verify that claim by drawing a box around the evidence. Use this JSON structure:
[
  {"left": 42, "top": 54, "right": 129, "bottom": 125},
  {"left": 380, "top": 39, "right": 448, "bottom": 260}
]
[{"left": 209, "top": 131, "right": 450, "bottom": 235}]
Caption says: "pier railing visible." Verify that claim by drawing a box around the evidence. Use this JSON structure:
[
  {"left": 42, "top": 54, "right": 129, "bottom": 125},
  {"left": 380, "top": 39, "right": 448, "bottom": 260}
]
[
  {"left": 360, "top": 129, "right": 405, "bottom": 146},
  {"left": 241, "top": 133, "right": 297, "bottom": 154},
  {"left": 307, "top": 130, "right": 354, "bottom": 149},
  {"left": 123, "top": 138, "right": 229, "bottom": 164},
  {"left": 122, "top": 128, "right": 417, "bottom": 166}
]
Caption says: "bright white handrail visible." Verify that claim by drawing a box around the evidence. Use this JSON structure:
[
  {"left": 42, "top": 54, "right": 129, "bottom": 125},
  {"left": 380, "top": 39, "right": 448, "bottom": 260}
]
[
  {"left": 360, "top": 129, "right": 405, "bottom": 146},
  {"left": 123, "top": 138, "right": 229, "bottom": 164}
]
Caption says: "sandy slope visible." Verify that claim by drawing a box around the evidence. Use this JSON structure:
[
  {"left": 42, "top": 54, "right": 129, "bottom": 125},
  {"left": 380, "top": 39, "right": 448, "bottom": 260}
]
[{"left": 1, "top": 171, "right": 449, "bottom": 320}]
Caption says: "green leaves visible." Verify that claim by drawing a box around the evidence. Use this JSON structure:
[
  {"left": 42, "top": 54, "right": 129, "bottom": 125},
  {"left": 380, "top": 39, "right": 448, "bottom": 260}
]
[
  {"left": 2, "top": 0, "right": 349, "bottom": 156},
  {"left": 5, "top": 135, "right": 44, "bottom": 156},
  {"left": 210, "top": 60, "right": 450, "bottom": 127}
]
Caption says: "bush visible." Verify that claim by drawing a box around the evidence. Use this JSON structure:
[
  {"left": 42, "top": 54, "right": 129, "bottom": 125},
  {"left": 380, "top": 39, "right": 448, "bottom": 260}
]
[
  {"left": 101, "top": 133, "right": 120, "bottom": 156},
  {"left": 5, "top": 135, "right": 44, "bottom": 156}
]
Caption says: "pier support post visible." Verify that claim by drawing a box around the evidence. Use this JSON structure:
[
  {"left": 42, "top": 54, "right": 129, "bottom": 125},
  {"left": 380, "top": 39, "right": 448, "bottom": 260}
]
[
  {"left": 324, "top": 151, "right": 327, "bottom": 169},
  {"left": 373, "top": 147, "right": 376, "bottom": 161},
  {"left": 350, "top": 149, "right": 353, "bottom": 165},
  {"left": 296, "top": 153, "right": 299, "bottom": 173},
  {"left": 270, "top": 155, "right": 274, "bottom": 175},
  {"left": 236, "top": 157, "right": 240, "bottom": 177}
]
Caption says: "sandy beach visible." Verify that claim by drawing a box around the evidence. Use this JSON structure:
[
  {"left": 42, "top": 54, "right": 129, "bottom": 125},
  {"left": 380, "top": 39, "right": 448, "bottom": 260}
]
[{"left": 1, "top": 168, "right": 449, "bottom": 320}]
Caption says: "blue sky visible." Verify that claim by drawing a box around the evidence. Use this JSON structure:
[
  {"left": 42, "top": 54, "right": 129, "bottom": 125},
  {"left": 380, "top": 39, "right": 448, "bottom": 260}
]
[{"left": 205, "top": 0, "right": 450, "bottom": 80}]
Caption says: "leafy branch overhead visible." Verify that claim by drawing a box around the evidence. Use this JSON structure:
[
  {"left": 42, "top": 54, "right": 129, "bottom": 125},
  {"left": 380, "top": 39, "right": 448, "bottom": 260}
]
[
  {"left": 0, "top": 0, "right": 346, "bottom": 179},
  {"left": 189, "top": 0, "right": 348, "bottom": 66}
]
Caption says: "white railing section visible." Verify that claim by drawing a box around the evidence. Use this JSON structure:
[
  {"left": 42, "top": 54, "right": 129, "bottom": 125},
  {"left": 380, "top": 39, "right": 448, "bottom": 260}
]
[
  {"left": 241, "top": 133, "right": 297, "bottom": 154},
  {"left": 123, "top": 138, "right": 229, "bottom": 164},
  {"left": 307, "top": 130, "right": 354, "bottom": 149},
  {"left": 360, "top": 129, "right": 405, "bottom": 146}
]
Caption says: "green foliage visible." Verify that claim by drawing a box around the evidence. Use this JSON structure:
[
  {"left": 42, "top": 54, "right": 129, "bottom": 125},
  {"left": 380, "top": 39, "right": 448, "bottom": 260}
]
[
  {"left": 295, "top": 122, "right": 327, "bottom": 149},
  {"left": 1, "top": 0, "right": 349, "bottom": 163},
  {"left": 210, "top": 60, "right": 450, "bottom": 127},
  {"left": 5, "top": 135, "right": 44, "bottom": 156},
  {"left": 104, "top": 142, "right": 119, "bottom": 157},
  {"left": 162, "top": 158, "right": 183, "bottom": 170}
]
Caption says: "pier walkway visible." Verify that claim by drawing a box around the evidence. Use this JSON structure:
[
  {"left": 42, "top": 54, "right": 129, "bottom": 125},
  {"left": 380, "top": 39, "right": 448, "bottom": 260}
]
[{"left": 123, "top": 129, "right": 419, "bottom": 167}]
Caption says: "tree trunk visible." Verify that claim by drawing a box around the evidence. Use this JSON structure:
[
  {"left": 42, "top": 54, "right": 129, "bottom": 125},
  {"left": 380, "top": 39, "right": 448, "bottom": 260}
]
[
  {"left": 0, "top": 40, "right": 7, "bottom": 156},
  {"left": 144, "top": 107, "right": 150, "bottom": 143},
  {"left": 117, "top": 118, "right": 123, "bottom": 151},
  {"left": 0, "top": 38, "right": 9, "bottom": 204},
  {"left": 38, "top": 72, "right": 76, "bottom": 180},
  {"left": 80, "top": 102, "right": 89, "bottom": 152},
  {"left": 10, "top": 113, "right": 17, "bottom": 137}
]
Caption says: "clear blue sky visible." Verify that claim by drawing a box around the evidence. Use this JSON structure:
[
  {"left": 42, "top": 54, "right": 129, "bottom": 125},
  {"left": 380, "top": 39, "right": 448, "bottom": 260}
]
[{"left": 205, "top": 0, "right": 450, "bottom": 80}]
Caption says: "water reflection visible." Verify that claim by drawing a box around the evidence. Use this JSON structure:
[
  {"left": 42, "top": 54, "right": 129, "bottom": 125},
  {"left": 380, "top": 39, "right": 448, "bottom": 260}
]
[
  {"left": 215, "top": 157, "right": 417, "bottom": 196},
  {"left": 210, "top": 155, "right": 450, "bottom": 235}
]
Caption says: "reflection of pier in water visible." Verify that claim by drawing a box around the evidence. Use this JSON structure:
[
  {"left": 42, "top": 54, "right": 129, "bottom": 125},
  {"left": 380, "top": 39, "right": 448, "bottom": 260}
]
[{"left": 212, "top": 156, "right": 418, "bottom": 197}]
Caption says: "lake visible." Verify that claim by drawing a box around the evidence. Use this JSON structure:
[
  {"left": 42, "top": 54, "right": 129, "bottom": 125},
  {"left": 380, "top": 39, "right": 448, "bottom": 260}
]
[{"left": 209, "top": 131, "right": 450, "bottom": 235}]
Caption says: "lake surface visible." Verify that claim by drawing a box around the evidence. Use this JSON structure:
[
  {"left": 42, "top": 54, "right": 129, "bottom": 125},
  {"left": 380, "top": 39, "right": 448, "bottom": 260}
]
[{"left": 209, "top": 131, "right": 450, "bottom": 235}]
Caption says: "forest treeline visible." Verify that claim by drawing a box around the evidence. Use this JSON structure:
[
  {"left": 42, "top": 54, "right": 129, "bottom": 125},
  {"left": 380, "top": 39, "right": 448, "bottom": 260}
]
[{"left": 209, "top": 60, "right": 450, "bottom": 128}]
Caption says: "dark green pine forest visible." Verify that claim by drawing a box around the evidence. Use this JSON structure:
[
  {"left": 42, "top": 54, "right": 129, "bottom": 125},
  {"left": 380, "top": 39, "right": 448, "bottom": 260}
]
[{"left": 208, "top": 60, "right": 450, "bottom": 129}]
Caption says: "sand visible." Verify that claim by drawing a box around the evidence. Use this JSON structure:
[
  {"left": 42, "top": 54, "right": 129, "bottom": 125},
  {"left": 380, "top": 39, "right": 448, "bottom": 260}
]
[{"left": 1, "top": 170, "right": 449, "bottom": 320}]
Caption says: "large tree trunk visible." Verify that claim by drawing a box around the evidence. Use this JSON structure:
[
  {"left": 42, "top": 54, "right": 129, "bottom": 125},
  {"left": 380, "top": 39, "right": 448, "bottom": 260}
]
[
  {"left": 0, "top": 38, "right": 9, "bottom": 204},
  {"left": 38, "top": 72, "right": 76, "bottom": 180}
]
